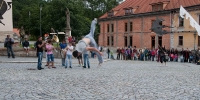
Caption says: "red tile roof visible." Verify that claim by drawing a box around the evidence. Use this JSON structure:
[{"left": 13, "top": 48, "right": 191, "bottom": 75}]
[{"left": 100, "top": 0, "right": 200, "bottom": 18}]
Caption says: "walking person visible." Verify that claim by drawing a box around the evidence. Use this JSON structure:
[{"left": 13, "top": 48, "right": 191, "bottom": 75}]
[
  {"left": 65, "top": 42, "right": 73, "bottom": 68},
  {"left": 72, "top": 18, "right": 103, "bottom": 66},
  {"left": 83, "top": 51, "right": 90, "bottom": 68},
  {"left": 4, "top": 35, "right": 15, "bottom": 58},
  {"left": 60, "top": 40, "right": 67, "bottom": 66},
  {"left": 46, "top": 40, "right": 56, "bottom": 68},
  {"left": 23, "top": 38, "right": 30, "bottom": 56},
  {"left": 36, "top": 36, "right": 45, "bottom": 70}
]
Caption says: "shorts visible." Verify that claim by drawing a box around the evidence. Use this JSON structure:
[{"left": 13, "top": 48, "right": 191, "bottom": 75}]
[
  {"left": 47, "top": 54, "right": 54, "bottom": 62},
  {"left": 76, "top": 40, "right": 87, "bottom": 53},
  {"left": 24, "top": 47, "right": 29, "bottom": 49},
  {"left": 77, "top": 54, "right": 82, "bottom": 59}
]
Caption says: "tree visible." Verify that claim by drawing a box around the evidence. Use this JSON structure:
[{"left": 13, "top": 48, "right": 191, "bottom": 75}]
[{"left": 12, "top": 0, "right": 122, "bottom": 40}]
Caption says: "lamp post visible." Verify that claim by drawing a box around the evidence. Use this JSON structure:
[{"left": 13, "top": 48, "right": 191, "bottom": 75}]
[
  {"left": 194, "top": 32, "right": 197, "bottom": 50},
  {"left": 40, "top": 4, "right": 42, "bottom": 36}
]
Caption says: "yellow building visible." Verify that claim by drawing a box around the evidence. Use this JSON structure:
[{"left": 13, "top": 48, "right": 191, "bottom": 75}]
[{"left": 172, "top": 9, "right": 200, "bottom": 50}]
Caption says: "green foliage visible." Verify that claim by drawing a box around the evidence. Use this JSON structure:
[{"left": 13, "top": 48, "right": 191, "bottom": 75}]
[{"left": 12, "top": 0, "right": 122, "bottom": 40}]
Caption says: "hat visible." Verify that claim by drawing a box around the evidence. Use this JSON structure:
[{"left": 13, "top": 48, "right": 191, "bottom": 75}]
[{"left": 76, "top": 41, "right": 87, "bottom": 53}]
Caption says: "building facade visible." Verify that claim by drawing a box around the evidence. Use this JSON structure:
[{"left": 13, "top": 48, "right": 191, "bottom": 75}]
[{"left": 98, "top": 0, "right": 200, "bottom": 50}]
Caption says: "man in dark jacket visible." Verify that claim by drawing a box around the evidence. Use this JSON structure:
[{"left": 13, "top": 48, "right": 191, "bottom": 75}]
[
  {"left": 4, "top": 35, "right": 15, "bottom": 58},
  {"left": 23, "top": 38, "right": 30, "bottom": 56}
]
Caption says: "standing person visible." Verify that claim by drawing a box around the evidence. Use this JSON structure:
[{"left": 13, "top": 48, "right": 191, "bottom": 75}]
[
  {"left": 46, "top": 40, "right": 56, "bottom": 68},
  {"left": 36, "top": 36, "right": 45, "bottom": 70},
  {"left": 116, "top": 47, "right": 121, "bottom": 60},
  {"left": 4, "top": 35, "right": 15, "bottom": 58},
  {"left": 83, "top": 51, "right": 90, "bottom": 68},
  {"left": 45, "top": 37, "right": 51, "bottom": 66},
  {"left": 60, "top": 40, "right": 67, "bottom": 66},
  {"left": 107, "top": 48, "right": 110, "bottom": 59},
  {"left": 72, "top": 18, "right": 103, "bottom": 66},
  {"left": 23, "top": 38, "right": 30, "bottom": 56},
  {"left": 65, "top": 42, "right": 73, "bottom": 68},
  {"left": 151, "top": 48, "right": 156, "bottom": 61},
  {"left": 158, "top": 46, "right": 167, "bottom": 66}
]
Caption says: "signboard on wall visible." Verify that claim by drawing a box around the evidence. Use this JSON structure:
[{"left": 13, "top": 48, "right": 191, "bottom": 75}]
[{"left": 0, "top": 0, "right": 13, "bottom": 31}]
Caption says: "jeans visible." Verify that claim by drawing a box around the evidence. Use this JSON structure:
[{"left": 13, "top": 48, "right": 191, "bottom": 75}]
[
  {"left": 107, "top": 52, "right": 110, "bottom": 59},
  {"left": 65, "top": 54, "right": 72, "bottom": 67},
  {"left": 7, "top": 46, "right": 15, "bottom": 58},
  {"left": 84, "top": 20, "right": 103, "bottom": 64},
  {"left": 151, "top": 55, "right": 155, "bottom": 61},
  {"left": 37, "top": 52, "right": 43, "bottom": 69},
  {"left": 47, "top": 54, "right": 54, "bottom": 62},
  {"left": 62, "top": 58, "right": 65, "bottom": 66},
  {"left": 83, "top": 54, "right": 90, "bottom": 67}
]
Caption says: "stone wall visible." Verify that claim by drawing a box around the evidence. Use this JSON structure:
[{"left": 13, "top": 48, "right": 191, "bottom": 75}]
[
  {"left": 0, "top": 47, "right": 62, "bottom": 58},
  {"left": 0, "top": 31, "right": 19, "bottom": 43}
]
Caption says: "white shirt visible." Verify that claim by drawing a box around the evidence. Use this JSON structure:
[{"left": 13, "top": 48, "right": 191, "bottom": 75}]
[{"left": 66, "top": 45, "right": 73, "bottom": 55}]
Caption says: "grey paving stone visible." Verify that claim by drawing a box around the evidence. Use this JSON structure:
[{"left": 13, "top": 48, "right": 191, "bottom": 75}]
[{"left": 0, "top": 56, "right": 200, "bottom": 99}]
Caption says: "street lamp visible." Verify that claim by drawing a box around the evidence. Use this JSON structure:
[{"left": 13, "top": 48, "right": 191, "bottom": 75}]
[
  {"left": 194, "top": 32, "right": 197, "bottom": 50},
  {"left": 40, "top": 4, "right": 42, "bottom": 36}
]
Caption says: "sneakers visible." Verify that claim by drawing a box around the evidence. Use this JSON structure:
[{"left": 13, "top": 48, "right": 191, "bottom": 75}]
[
  {"left": 69, "top": 66, "right": 72, "bottom": 68},
  {"left": 88, "top": 66, "right": 90, "bottom": 69},
  {"left": 82, "top": 66, "right": 86, "bottom": 68}
]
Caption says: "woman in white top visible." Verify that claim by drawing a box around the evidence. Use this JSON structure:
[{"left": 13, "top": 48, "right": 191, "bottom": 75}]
[{"left": 65, "top": 43, "right": 73, "bottom": 68}]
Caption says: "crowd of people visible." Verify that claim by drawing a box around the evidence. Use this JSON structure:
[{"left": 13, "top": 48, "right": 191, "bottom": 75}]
[{"left": 113, "top": 46, "right": 200, "bottom": 65}]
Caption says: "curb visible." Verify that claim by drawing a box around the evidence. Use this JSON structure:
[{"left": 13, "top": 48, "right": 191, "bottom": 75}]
[{"left": 0, "top": 59, "right": 112, "bottom": 63}]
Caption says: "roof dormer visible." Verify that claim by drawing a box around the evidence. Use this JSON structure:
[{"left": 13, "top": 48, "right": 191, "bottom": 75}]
[
  {"left": 107, "top": 10, "right": 119, "bottom": 17},
  {"left": 107, "top": 11, "right": 114, "bottom": 17},
  {"left": 124, "top": 6, "right": 139, "bottom": 15},
  {"left": 150, "top": 1, "right": 170, "bottom": 12}
]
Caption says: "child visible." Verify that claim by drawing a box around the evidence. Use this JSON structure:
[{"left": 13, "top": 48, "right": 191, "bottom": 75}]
[
  {"left": 110, "top": 51, "right": 115, "bottom": 60},
  {"left": 46, "top": 40, "right": 56, "bottom": 68},
  {"left": 65, "top": 42, "right": 73, "bottom": 68}
]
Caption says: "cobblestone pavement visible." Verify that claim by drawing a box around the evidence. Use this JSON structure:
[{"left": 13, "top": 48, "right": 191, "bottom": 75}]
[{"left": 0, "top": 56, "right": 200, "bottom": 100}]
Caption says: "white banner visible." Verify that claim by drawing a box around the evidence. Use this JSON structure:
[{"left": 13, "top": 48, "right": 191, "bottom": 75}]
[
  {"left": 180, "top": 6, "right": 200, "bottom": 35},
  {"left": 0, "top": 0, "right": 13, "bottom": 31}
]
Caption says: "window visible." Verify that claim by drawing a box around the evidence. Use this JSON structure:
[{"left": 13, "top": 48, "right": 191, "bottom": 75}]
[
  {"left": 124, "top": 36, "right": 127, "bottom": 47},
  {"left": 159, "top": 21, "right": 162, "bottom": 26},
  {"left": 152, "top": 4, "right": 163, "bottom": 12},
  {"left": 158, "top": 36, "right": 162, "bottom": 47},
  {"left": 107, "top": 36, "right": 110, "bottom": 46},
  {"left": 107, "top": 24, "right": 109, "bottom": 32},
  {"left": 111, "top": 36, "right": 114, "bottom": 46},
  {"left": 151, "top": 20, "right": 155, "bottom": 31},
  {"left": 179, "top": 16, "right": 184, "bottom": 27},
  {"left": 125, "top": 9, "right": 133, "bottom": 15},
  {"left": 179, "top": 36, "right": 183, "bottom": 46},
  {"left": 198, "top": 36, "right": 200, "bottom": 46},
  {"left": 199, "top": 15, "right": 200, "bottom": 25},
  {"left": 111, "top": 24, "right": 114, "bottom": 32},
  {"left": 130, "top": 22, "right": 133, "bottom": 32},
  {"left": 108, "top": 11, "right": 114, "bottom": 17},
  {"left": 125, "top": 23, "right": 128, "bottom": 32}
]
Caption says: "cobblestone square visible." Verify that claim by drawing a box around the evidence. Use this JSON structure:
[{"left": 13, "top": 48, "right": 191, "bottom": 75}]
[{"left": 0, "top": 56, "right": 199, "bottom": 100}]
